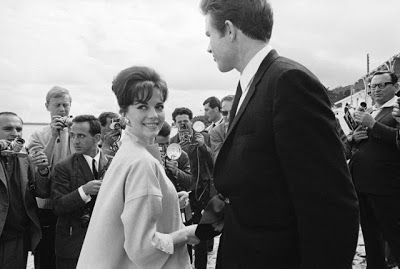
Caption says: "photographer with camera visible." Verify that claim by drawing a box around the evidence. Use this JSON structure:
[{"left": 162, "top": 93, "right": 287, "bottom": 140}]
[
  {"left": 98, "top": 112, "right": 125, "bottom": 158},
  {"left": 0, "top": 112, "right": 50, "bottom": 269},
  {"left": 51, "top": 115, "right": 110, "bottom": 269},
  {"left": 170, "top": 107, "right": 214, "bottom": 269},
  {"left": 349, "top": 71, "right": 400, "bottom": 267},
  {"left": 27, "top": 86, "right": 75, "bottom": 269}
]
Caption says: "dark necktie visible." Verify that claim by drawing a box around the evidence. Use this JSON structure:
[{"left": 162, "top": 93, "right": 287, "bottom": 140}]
[
  {"left": 92, "top": 159, "right": 98, "bottom": 179},
  {"left": 228, "top": 82, "right": 243, "bottom": 128}
]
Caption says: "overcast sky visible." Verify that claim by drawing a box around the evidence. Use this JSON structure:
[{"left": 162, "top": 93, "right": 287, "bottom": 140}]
[{"left": 0, "top": 0, "right": 399, "bottom": 123}]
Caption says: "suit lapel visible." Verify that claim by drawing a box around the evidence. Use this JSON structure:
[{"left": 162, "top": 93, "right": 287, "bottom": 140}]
[
  {"left": 226, "top": 50, "right": 280, "bottom": 139},
  {"left": 98, "top": 150, "right": 109, "bottom": 178},
  {"left": 77, "top": 154, "right": 94, "bottom": 183},
  {"left": 374, "top": 107, "right": 392, "bottom": 122},
  {"left": 18, "top": 157, "right": 28, "bottom": 200},
  {"left": 0, "top": 159, "right": 7, "bottom": 190}
]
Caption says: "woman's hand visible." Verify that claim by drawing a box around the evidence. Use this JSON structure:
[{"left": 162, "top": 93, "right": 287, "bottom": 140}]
[{"left": 184, "top": 225, "right": 200, "bottom": 245}]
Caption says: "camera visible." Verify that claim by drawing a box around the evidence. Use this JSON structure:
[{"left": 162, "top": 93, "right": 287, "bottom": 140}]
[
  {"left": 60, "top": 116, "right": 74, "bottom": 128},
  {"left": 178, "top": 123, "right": 191, "bottom": 143},
  {"left": 1, "top": 137, "right": 28, "bottom": 158},
  {"left": 109, "top": 117, "right": 126, "bottom": 131}
]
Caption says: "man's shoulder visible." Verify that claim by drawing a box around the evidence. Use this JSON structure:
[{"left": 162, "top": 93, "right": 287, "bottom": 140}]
[{"left": 54, "top": 153, "right": 79, "bottom": 169}]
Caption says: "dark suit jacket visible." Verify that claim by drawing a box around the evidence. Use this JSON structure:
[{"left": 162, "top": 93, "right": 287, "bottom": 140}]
[
  {"left": 51, "top": 151, "right": 108, "bottom": 258},
  {"left": 214, "top": 50, "right": 359, "bottom": 269},
  {"left": 0, "top": 157, "right": 41, "bottom": 251},
  {"left": 349, "top": 107, "right": 400, "bottom": 194}
]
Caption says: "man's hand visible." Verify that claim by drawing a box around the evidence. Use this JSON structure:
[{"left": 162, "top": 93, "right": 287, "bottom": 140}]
[
  {"left": 165, "top": 159, "right": 178, "bottom": 176},
  {"left": 30, "top": 151, "right": 49, "bottom": 170},
  {"left": 50, "top": 116, "right": 67, "bottom": 138},
  {"left": 177, "top": 191, "right": 190, "bottom": 209},
  {"left": 103, "top": 129, "right": 121, "bottom": 145},
  {"left": 354, "top": 111, "right": 376, "bottom": 129},
  {"left": 352, "top": 126, "right": 368, "bottom": 143},
  {"left": 0, "top": 140, "right": 10, "bottom": 151},
  {"left": 82, "top": 180, "right": 102, "bottom": 196},
  {"left": 193, "top": 132, "right": 205, "bottom": 147}
]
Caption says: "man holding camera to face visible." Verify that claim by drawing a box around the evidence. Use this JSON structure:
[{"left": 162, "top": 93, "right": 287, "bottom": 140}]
[
  {"left": 170, "top": 107, "right": 214, "bottom": 269},
  {"left": 0, "top": 112, "right": 50, "bottom": 269},
  {"left": 98, "top": 112, "right": 124, "bottom": 158},
  {"left": 51, "top": 115, "right": 109, "bottom": 269},
  {"left": 27, "top": 86, "right": 76, "bottom": 269}
]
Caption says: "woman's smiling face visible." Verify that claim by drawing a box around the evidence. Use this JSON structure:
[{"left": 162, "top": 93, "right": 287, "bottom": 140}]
[{"left": 124, "top": 87, "right": 165, "bottom": 144}]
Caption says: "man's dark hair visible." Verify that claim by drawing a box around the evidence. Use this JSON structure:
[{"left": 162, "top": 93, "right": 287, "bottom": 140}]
[
  {"left": 203, "top": 96, "right": 221, "bottom": 110},
  {"left": 72, "top": 115, "right": 101, "bottom": 137},
  {"left": 0, "top": 112, "right": 23, "bottom": 124},
  {"left": 172, "top": 107, "right": 193, "bottom": 122},
  {"left": 158, "top": 121, "right": 171, "bottom": 137},
  {"left": 372, "top": 71, "right": 398, "bottom": 84},
  {"left": 98, "top": 112, "right": 120, "bottom": 127},
  {"left": 200, "top": 0, "right": 273, "bottom": 42}
]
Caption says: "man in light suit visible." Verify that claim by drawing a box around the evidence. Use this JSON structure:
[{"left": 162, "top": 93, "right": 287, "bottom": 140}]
[
  {"left": 209, "top": 95, "right": 234, "bottom": 163},
  {"left": 199, "top": 0, "right": 360, "bottom": 268},
  {"left": 52, "top": 115, "right": 109, "bottom": 269},
  {"left": 0, "top": 112, "right": 48, "bottom": 269},
  {"left": 351, "top": 71, "right": 400, "bottom": 268}
]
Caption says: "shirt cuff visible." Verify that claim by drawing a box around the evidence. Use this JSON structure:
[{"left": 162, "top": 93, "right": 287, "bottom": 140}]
[
  {"left": 78, "top": 186, "right": 91, "bottom": 203},
  {"left": 151, "top": 232, "right": 174, "bottom": 255}
]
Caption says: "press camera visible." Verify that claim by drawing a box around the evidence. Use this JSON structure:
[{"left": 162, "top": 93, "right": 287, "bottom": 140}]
[
  {"left": 178, "top": 123, "right": 191, "bottom": 143},
  {"left": 1, "top": 137, "right": 28, "bottom": 158},
  {"left": 343, "top": 102, "right": 367, "bottom": 131},
  {"left": 60, "top": 115, "right": 74, "bottom": 128},
  {"left": 109, "top": 117, "right": 127, "bottom": 131}
]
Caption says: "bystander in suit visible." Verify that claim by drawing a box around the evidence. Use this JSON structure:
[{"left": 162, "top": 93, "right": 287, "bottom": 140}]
[
  {"left": 209, "top": 95, "right": 234, "bottom": 163},
  {"left": 52, "top": 115, "right": 108, "bottom": 269},
  {"left": 0, "top": 112, "right": 48, "bottom": 269},
  {"left": 351, "top": 71, "right": 400, "bottom": 268}
]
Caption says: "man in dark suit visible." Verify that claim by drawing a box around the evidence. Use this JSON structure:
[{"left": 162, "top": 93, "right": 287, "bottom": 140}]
[
  {"left": 351, "top": 71, "right": 400, "bottom": 268},
  {"left": 199, "top": 1, "right": 360, "bottom": 268},
  {"left": 52, "top": 115, "right": 109, "bottom": 269},
  {"left": 0, "top": 112, "right": 47, "bottom": 269}
]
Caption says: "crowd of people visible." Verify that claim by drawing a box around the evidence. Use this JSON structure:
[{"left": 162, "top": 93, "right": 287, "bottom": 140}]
[{"left": 1, "top": 0, "right": 400, "bottom": 269}]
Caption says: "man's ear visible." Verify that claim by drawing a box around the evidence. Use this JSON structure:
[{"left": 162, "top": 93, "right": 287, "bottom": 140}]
[
  {"left": 94, "top": 133, "right": 102, "bottom": 143},
  {"left": 45, "top": 102, "right": 49, "bottom": 111},
  {"left": 224, "top": 20, "right": 237, "bottom": 41}
]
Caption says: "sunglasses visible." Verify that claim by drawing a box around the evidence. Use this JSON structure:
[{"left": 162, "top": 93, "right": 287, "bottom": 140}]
[
  {"left": 221, "top": 110, "right": 229, "bottom": 116},
  {"left": 369, "top": 82, "right": 394, "bottom": 90}
]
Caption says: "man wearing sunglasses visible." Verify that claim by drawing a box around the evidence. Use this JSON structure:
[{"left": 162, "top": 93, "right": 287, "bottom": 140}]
[
  {"left": 210, "top": 95, "right": 234, "bottom": 163},
  {"left": 351, "top": 70, "right": 400, "bottom": 268}
]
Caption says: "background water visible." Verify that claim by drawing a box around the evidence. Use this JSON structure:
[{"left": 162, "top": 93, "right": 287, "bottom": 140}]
[{"left": 23, "top": 124, "right": 47, "bottom": 143}]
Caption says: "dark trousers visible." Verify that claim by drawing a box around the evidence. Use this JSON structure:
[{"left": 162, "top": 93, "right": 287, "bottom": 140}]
[
  {"left": 358, "top": 192, "right": 400, "bottom": 269},
  {"left": 0, "top": 233, "right": 29, "bottom": 269},
  {"left": 34, "top": 209, "right": 57, "bottom": 269},
  {"left": 56, "top": 256, "right": 78, "bottom": 269}
]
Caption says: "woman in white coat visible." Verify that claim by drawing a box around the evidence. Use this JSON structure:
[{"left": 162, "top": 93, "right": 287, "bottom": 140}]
[{"left": 77, "top": 66, "right": 199, "bottom": 269}]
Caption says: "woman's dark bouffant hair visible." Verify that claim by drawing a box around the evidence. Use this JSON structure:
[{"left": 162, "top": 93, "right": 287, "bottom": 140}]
[{"left": 112, "top": 66, "right": 168, "bottom": 114}]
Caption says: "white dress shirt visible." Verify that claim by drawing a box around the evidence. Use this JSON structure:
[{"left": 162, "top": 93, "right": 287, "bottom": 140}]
[
  {"left": 237, "top": 44, "right": 273, "bottom": 112},
  {"left": 78, "top": 150, "right": 101, "bottom": 203},
  {"left": 371, "top": 96, "right": 398, "bottom": 118}
]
